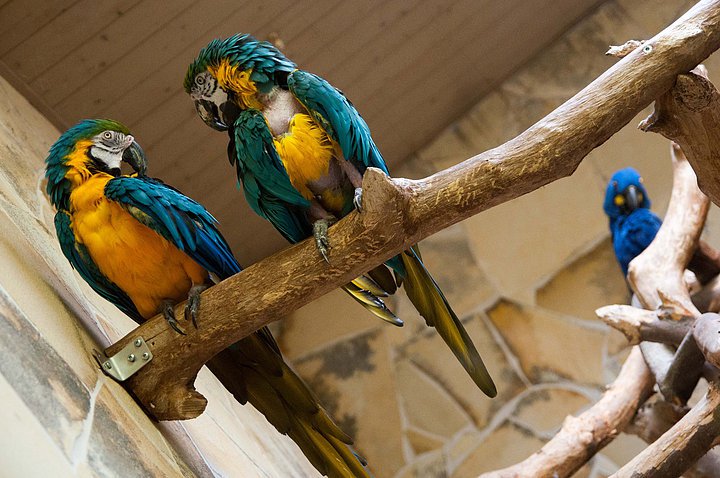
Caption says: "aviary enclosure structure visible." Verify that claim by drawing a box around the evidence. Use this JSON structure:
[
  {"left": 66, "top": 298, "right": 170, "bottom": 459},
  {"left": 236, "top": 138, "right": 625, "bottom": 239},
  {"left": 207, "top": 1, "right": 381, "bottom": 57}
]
[{"left": 4, "top": 0, "right": 720, "bottom": 476}]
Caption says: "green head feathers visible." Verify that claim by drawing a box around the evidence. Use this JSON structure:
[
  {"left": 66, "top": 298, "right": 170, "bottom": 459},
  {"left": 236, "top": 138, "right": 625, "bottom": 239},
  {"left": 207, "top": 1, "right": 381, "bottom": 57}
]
[
  {"left": 184, "top": 33, "right": 296, "bottom": 94},
  {"left": 45, "top": 119, "right": 133, "bottom": 210}
]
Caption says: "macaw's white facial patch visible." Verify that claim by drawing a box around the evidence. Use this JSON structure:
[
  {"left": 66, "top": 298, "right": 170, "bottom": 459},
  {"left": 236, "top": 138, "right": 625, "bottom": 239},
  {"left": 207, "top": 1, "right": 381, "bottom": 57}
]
[
  {"left": 90, "top": 130, "right": 133, "bottom": 173},
  {"left": 191, "top": 72, "right": 227, "bottom": 107}
]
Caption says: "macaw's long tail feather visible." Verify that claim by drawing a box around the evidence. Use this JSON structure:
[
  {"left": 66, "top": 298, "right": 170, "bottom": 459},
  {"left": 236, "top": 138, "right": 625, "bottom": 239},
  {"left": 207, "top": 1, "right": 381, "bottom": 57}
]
[
  {"left": 207, "top": 329, "right": 372, "bottom": 478},
  {"left": 399, "top": 248, "right": 497, "bottom": 398},
  {"left": 342, "top": 282, "right": 403, "bottom": 326},
  {"left": 351, "top": 274, "right": 389, "bottom": 297},
  {"left": 367, "top": 264, "right": 398, "bottom": 295}
]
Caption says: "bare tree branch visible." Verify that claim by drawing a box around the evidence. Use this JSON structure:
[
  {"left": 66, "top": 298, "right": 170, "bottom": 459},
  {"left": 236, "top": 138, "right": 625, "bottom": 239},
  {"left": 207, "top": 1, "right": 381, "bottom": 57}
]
[
  {"left": 606, "top": 39, "right": 646, "bottom": 58},
  {"left": 611, "top": 383, "right": 720, "bottom": 478},
  {"left": 595, "top": 304, "right": 691, "bottom": 345},
  {"left": 100, "top": 0, "right": 720, "bottom": 420},
  {"left": 626, "top": 397, "right": 720, "bottom": 478},
  {"left": 627, "top": 144, "right": 708, "bottom": 317},
  {"left": 478, "top": 348, "right": 653, "bottom": 478},
  {"left": 694, "top": 313, "right": 720, "bottom": 369},
  {"left": 660, "top": 331, "right": 705, "bottom": 405},
  {"left": 639, "top": 62, "right": 720, "bottom": 208},
  {"left": 626, "top": 396, "right": 687, "bottom": 443}
]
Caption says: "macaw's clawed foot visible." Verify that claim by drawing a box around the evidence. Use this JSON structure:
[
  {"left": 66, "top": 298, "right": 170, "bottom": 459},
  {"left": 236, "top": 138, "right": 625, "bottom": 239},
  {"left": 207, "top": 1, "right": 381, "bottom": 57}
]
[
  {"left": 353, "top": 187, "right": 363, "bottom": 212},
  {"left": 313, "top": 218, "right": 334, "bottom": 263},
  {"left": 184, "top": 284, "right": 208, "bottom": 329},
  {"left": 163, "top": 301, "right": 186, "bottom": 335}
]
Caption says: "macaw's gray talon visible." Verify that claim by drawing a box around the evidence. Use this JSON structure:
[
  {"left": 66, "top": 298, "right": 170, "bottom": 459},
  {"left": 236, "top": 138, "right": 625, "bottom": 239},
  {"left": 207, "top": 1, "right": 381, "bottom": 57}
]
[
  {"left": 163, "top": 302, "right": 186, "bottom": 335},
  {"left": 313, "top": 219, "right": 332, "bottom": 263},
  {"left": 184, "top": 285, "right": 207, "bottom": 329},
  {"left": 353, "top": 187, "right": 363, "bottom": 212},
  {"left": 319, "top": 245, "right": 330, "bottom": 263}
]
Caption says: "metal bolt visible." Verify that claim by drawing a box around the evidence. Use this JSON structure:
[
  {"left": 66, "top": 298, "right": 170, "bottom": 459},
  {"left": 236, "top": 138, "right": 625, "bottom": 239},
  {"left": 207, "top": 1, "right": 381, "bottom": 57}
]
[
  {"left": 642, "top": 44, "right": 653, "bottom": 54},
  {"left": 104, "top": 361, "right": 112, "bottom": 370},
  {"left": 134, "top": 338, "right": 142, "bottom": 347},
  {"left": 142, "top": 352, "right": 150, "bottom": 361},
  {"left": 128, "top": 353, "right": 136, "bottom": 362}
]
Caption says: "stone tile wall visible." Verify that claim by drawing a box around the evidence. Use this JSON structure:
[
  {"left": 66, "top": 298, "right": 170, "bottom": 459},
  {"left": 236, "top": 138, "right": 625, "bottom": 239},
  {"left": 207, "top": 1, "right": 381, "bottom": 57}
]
[{"left": 278, "top": 0, "right": 719, "bottom": 476}]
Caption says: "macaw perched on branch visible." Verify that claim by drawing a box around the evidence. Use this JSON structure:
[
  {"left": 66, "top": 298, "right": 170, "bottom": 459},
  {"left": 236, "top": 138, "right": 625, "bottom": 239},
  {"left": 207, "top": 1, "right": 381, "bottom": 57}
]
[
  {"left": 184, "top": 33, "right": 497, "bottom": 398},
  {"left": 604, "top": 167, "right": 720, "bottom": 284},
  {"left": 603, "top": 167, "right": 661, "bottom": 277},
  {"left": 46, "top": 119, "right": 371, "bottom": 478}
]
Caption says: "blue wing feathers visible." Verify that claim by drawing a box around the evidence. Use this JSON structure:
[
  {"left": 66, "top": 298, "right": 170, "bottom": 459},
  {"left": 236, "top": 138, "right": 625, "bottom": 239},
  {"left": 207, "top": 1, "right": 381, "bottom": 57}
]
[
  {"left": 288, "top": 70, "right": 388, "bottom": 175},
  {"left": 105, "top": 177, "right": 241, "bottom": 280},
  {"left": 231, "top": 109, "right": 312, "bottom": 243}
]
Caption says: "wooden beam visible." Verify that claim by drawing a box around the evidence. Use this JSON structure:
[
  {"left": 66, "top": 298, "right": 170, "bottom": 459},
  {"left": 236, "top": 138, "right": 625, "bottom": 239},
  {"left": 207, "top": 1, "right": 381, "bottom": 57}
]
[{"left": 105, "top": 0, "right": 720, "bottom": 420}]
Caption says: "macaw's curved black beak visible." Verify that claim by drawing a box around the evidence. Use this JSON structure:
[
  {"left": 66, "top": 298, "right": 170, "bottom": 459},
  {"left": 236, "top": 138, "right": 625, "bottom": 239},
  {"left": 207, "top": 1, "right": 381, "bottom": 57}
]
[
  {"left": 122, "top": 139, "right": 147, "bottom": 176},
  {"left": 623, "top": 184, "right": 640, "bottom": 212},
  {"left": 194, "top": 99, "right": 229, "bottom": 132}
]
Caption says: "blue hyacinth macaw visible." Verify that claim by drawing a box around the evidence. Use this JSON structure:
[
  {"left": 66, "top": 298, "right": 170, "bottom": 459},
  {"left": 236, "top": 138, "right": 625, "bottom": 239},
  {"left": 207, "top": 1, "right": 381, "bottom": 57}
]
[
  {"left": 605, "top": 166, "right": 720, "bottom": 286},
  {"left": 184, "top": 33, "right": 496, "bottom": 398},
  {"left": 46, "top": 119, "right": 370, "bottom": 478},
  {"left": 603, "top": 167, "right": 661, "bottom": 276}
]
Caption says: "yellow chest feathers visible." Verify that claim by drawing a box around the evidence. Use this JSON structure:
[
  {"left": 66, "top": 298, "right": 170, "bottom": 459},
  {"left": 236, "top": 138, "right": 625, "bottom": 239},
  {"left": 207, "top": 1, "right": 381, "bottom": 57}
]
[
  {"left": 273, "top": 113, "right": 339, "bottom": 200},
  {"left": 68, "top": 175, "right": 207, "bottom": 319}
]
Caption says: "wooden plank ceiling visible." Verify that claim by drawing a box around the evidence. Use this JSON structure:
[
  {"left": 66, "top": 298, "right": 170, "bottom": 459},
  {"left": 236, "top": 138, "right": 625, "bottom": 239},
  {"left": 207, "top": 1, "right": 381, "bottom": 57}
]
[{"left": 1, "top": 0, "right": 604, "bottom": 265}]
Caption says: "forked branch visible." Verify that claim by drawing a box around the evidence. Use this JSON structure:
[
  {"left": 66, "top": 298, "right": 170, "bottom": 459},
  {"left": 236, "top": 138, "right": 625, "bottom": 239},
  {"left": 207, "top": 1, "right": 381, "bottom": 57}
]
[
  {"left": 478, "top": 348, "right": 654, "bottom": 478},
  {"left": 627, "top": 143, "right": 708, "bottom": 317}
]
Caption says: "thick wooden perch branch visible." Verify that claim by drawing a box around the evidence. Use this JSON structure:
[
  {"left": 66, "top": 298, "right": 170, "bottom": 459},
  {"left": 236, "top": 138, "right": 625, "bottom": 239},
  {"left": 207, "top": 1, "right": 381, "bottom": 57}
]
[
  {"left": 627, "top": 143, "right": 708, "bottom": 405},
  {"left": 639, "top": 63, "right": 720, "bottom": 208},
  {"left": 626, "top": 397, "right": 720, "bottom": 478},
  {"left": 611, "top": 383, "right": 720, "bottom": 478},
  {"left": 103, "top": 0, "right": 720, "bottom": 420},
  {"left": 478, "top": 348, "right": 654, "bottom": 478},
  {"left": 627, "top": 143, "right": 708, "bottom": 317}
]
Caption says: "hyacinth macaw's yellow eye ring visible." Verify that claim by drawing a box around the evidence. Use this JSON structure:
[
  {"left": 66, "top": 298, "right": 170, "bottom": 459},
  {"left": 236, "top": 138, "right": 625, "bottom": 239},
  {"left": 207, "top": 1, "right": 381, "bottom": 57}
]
[{"left": 614, "top": 195, "right": 625, "bottom": 206}]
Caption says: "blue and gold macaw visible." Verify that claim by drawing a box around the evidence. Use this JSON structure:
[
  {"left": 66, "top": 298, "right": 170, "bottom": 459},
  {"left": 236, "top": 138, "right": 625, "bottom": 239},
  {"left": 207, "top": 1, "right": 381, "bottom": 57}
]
[
  {"left": 603, "top": 167, "right": 661, "bottom": 276},
  {"left": 46, "top": 119, "right": 371, "bottom": 478},
  {"left": 184, "top": 34, "right": 496, "bottom": 397}
]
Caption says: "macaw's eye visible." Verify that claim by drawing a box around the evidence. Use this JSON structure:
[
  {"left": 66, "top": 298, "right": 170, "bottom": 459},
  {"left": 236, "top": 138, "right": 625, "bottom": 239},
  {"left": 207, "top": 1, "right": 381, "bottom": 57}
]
[
  {"left": 103, "top": 131, "right": 113, "bottom": 140},
  {"left": 195, "top": 75, "right": 205, "bottom": 85},
  {"left": 614, "top": 194, "right": 625, "bottom": 206}
]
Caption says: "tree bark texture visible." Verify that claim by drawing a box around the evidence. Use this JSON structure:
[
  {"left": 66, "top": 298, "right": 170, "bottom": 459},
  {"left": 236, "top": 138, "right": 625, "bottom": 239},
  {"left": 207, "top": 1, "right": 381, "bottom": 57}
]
[
  {"left": 611, "top": 383, "right": 720, "bottom": 478},
  {"left": 640, "top": 63, "right": 720, "bottom": 209},
  {"left": 627, "top": 143, "right": 708, "bottom": 317}
]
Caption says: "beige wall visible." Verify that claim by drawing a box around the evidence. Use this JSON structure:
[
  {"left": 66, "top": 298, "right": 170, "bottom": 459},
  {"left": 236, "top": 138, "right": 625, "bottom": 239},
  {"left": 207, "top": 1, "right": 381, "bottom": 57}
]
[
  {"left": 0, "top": 77, "right": 322, "bottom": 476},
  {"left": 277, "top": 0, "right": 720, "bottom": 476}
]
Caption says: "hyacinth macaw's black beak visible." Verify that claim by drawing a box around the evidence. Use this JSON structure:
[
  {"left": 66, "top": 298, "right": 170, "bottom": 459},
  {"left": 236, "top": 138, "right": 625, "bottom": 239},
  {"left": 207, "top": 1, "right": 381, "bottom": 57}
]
[
  {"left": 194, "top": 99, "right": 228, "bottom": 132},
  {"left": 122, "top": 139, "right": 147, "bottom": 176},
  {"left": 623, "top": 184, "right": 640, "bottom": 212}
]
